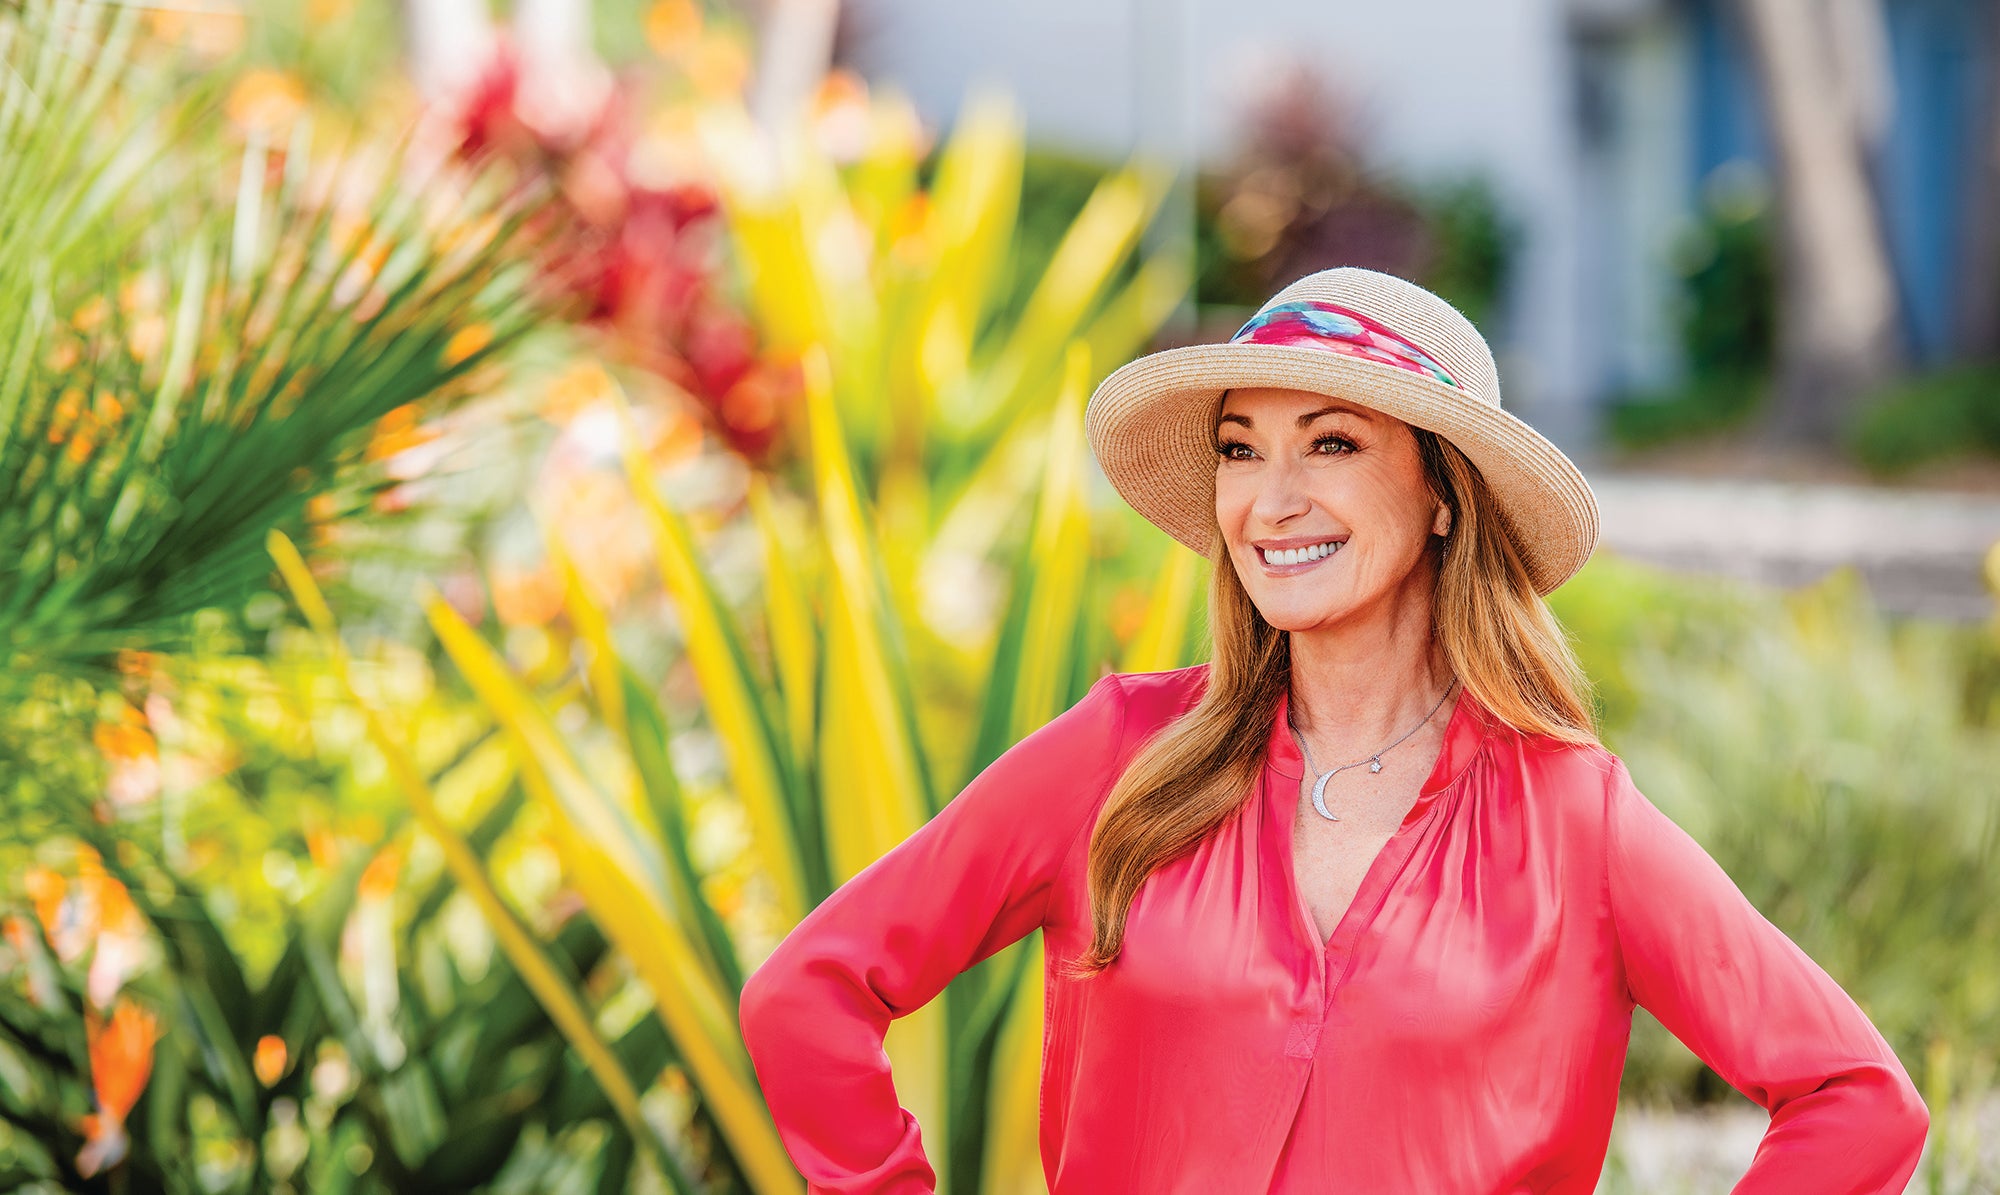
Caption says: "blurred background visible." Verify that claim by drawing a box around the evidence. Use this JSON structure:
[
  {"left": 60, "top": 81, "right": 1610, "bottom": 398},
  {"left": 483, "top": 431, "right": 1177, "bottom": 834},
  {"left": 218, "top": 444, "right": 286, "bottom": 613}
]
[{"left": 0, "top": 0, "right": 1995, "bottom": 1191}]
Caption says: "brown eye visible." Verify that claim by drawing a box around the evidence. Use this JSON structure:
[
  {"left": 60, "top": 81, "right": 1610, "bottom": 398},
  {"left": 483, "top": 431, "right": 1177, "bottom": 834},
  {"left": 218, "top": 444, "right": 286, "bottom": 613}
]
[{"left": 1214, "top": 440, "right": 1252, "bottom": 460}]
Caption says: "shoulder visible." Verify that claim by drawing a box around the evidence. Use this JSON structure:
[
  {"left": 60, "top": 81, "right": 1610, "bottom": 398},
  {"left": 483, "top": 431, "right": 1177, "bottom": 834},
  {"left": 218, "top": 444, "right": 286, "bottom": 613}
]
[
  {"left": 1476, "top": 715, "right": 1633, "bottom": 841},
  {"left": 1101, "top": 662, "right": 1209, "bottom": 745}
]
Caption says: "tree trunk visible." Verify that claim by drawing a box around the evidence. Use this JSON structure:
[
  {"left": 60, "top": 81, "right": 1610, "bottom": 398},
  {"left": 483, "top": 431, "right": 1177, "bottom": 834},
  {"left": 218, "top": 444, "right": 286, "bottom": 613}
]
[
  {"left": 1953, "top": 2, "right": 2000, "bottom": 362},
  {"left": 513, "top": 0, "right": 612, "bottom": 144},
  {"left": 403, "top": 0, "right": 497, "bottom": 102},
  {"left": 750, "top": 0, "right": 842, "bottom": 131},
  {"left": 1733, "top": 0, "right": 1906, "bottom": 445}
]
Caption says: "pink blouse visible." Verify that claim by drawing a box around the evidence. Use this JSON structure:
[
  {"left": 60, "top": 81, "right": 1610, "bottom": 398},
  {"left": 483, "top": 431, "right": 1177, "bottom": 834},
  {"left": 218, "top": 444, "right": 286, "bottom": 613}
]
[{"left": 738, "top": 663, "right": 1929, "bottom": 1193}]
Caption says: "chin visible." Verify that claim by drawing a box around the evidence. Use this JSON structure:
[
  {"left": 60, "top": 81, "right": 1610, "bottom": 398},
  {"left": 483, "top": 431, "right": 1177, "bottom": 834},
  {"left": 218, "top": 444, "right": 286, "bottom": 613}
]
[{"left": 1254, "top": 598, "right": 1356, "bottom": 632}]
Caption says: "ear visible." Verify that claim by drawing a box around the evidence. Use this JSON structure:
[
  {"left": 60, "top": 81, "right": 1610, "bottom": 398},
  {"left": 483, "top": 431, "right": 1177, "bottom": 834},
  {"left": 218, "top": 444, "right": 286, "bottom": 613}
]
[{"left": 1432, "top": 504, "right": 1452, "bottom": 537}]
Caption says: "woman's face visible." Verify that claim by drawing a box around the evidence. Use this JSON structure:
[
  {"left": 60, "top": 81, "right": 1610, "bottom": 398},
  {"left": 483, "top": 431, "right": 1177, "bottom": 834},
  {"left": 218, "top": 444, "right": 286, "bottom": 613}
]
[{"left": 1213, "top": 385, "right": 1450, "bottom": 632}]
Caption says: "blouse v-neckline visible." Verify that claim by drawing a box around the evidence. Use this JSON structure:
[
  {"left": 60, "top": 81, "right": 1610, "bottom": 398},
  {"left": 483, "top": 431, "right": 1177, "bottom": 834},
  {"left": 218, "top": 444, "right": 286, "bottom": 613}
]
[{"left": 1264, "top": 683, "right": 1493, "bottom": 957}]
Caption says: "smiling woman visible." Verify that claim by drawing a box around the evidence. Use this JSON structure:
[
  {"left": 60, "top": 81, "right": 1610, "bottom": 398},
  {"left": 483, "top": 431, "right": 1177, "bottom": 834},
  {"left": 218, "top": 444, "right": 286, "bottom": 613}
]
[{"left": 736, "top": 266, "right": 1929, "bottom": 1194}]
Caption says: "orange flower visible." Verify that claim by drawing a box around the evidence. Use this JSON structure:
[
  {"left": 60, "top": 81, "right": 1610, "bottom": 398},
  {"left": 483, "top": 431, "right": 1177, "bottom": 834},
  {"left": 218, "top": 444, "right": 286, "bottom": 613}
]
[
  {"left": 364, "top": 404, "right": 439, "bottom": 462},
  {"left": 442, "top": 323, "right": 493, "bottom": 367},
  {"left": 305, "top": 829, "right": 338, "bottom": 870},
  {"left": 226, "top": 69, "right": 306, "bottom": 135},
  {"left": 128, "top": 315, "right": 167, "bottom": 364},
  {"left": 77, "top": 998, "right": 160, "bottom": 1178},
  {"left": 23, "top": 868, "right": 68, "bottom": 955},
  {"left": 46, "top": 388, "right": 85, "bottom": 443},
  {"left": 254, "top": 1034, "right": 288, "bottom": 1086},
  {"left": 644, "top": 0, "right": 702, "bottom": 58},
  {"left": 94, "top": 717, "right": 156, "bottom": 763},
  {"left": 489, "top": 564, "right": 565, "bottom": 628},
  {"left": 1108, "top": 584, "right": 1150, "bottom": 646},
  {"left": 119, "top": 273, "right": 164, "bottom": 315},
  {"left": 357, "top": 843, "right": 403, "bottom": 902},
  {"left": 88, "top": 1000, "right": 159, "bottom": 1120},
  {"left": 540, "top": 359, "right": 614, "bottom": 426},
  {"left": 687, "top": 34, "right": 751, "bottom": 99},
  {"left": 145, "top": 8, "right": 244, "bottom": 58},
  {"left": 115, "top": 650, "right": 160, "bottom": 680},
  {"left": 648, "top": 400, "right": 705, "bottom": 470},
  {"left": 70, "top": 295, "right": 109, "bottom": 333}
]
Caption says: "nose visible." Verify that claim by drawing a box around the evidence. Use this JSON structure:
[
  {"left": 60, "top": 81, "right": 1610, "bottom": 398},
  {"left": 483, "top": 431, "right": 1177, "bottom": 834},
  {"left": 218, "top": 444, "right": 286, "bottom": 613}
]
[{"left": 1248, "top": 450, "right": 1313, "bottom": 530}]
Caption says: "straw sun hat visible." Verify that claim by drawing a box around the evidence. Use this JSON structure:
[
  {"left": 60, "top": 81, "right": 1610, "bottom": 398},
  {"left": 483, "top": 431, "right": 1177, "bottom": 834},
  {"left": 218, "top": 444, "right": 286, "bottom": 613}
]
[{"left": 1083, "top": 266, "right": 1601, "bottom": 596}]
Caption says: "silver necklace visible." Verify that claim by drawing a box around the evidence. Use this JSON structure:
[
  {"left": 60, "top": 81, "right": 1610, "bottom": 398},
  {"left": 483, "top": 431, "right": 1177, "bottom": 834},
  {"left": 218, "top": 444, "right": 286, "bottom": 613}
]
[{"left": 1287, "top": 680, "right": 1458, "bottom": 821}]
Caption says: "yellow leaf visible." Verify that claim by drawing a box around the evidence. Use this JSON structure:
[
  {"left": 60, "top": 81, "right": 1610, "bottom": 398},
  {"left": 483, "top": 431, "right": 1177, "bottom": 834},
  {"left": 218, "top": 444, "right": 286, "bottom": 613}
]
[
  {"left": 1010, "top": 341, "right": 1093, "bottom": 738},
  {"left": 982, "top": 935, "right": 1049, "bottom": 1195},
  {"left": 265, "top": 530, "right": 680, "bottom": 1178},
  {"left": 418, "top": 586, "right": 802, "bottom": 1194},
  {"left": 1120, "top": 542, "right": 1203, "bottom": 675},
  {"left": 612, "top": 379, "right": 811, "bottom": 928}
]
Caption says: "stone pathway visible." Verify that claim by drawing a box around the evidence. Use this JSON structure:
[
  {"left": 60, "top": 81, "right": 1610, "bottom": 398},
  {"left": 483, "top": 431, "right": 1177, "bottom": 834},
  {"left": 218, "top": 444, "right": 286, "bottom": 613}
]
[{"left": 1589, "top": 473, "right": 2000, "bottom": 622}]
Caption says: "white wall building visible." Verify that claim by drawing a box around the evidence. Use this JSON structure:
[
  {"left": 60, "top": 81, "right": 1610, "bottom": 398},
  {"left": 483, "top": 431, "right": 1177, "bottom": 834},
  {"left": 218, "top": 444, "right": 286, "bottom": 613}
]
[{"left": 842, "top": 0, "right": 1996, "bottom": 460}]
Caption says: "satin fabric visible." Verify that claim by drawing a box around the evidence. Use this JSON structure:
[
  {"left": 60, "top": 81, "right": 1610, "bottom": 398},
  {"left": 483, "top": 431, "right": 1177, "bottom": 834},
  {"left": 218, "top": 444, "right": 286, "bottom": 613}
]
[{"left": 739, "top": 663, "right": 1928, "bottom": 1193}]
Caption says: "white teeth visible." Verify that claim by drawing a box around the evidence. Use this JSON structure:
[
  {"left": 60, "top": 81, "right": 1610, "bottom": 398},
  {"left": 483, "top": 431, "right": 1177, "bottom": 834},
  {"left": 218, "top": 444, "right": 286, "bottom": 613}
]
[{"left": 1262, "top": 541, "right": 1342, "bottom": 565}]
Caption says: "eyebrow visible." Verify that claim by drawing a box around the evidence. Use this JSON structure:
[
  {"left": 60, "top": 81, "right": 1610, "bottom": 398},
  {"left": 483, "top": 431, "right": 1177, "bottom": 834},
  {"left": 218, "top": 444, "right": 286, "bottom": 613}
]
[{"left": 1216, "top": 404, "right": 1374, "bottom": 431}]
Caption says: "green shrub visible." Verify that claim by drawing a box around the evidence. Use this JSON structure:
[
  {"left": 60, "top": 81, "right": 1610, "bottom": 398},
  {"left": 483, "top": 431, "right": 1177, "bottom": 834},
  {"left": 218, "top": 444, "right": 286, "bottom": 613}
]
[{"left": 1554, "top": 557, "right": 2000, "bottom": 1105}]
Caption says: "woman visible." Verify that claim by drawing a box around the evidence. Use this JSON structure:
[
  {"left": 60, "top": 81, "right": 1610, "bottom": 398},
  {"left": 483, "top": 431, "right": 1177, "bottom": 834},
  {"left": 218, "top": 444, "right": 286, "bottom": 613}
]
[{"left": 738, "top": 267, "right": 1928, "bottom": 1193}]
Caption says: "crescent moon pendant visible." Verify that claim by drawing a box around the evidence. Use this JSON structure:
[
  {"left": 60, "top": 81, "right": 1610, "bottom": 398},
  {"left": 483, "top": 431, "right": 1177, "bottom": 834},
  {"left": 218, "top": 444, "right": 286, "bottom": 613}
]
[{"left": 1310, "top": 770, "right": 1339, "bottom": 821}]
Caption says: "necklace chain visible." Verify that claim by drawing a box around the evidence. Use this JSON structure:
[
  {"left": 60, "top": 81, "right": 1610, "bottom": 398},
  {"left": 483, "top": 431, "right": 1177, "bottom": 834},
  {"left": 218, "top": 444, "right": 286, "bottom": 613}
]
[{"left": 1286, "top": 679, "right": 1459, "bottom": 822}]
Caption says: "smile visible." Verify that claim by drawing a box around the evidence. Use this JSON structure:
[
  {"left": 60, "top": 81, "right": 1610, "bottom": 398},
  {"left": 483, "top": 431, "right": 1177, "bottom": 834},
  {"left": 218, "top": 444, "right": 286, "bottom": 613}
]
[{"left": 1257, "top": 539, "right": 1345, "bottom": 573}]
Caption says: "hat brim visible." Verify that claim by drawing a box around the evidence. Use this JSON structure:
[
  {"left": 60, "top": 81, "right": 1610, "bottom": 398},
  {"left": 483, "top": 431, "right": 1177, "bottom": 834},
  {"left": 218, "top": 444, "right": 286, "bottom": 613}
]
[{"left": 1084, "top": 341, "right": 1601, "bottom": 596}]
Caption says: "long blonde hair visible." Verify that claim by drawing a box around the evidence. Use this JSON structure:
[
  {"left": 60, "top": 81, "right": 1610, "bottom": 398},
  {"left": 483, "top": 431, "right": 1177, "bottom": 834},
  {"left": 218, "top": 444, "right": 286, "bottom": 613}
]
[{"left": 1058, "top": 426, "right": 1598, "bottom": 979}]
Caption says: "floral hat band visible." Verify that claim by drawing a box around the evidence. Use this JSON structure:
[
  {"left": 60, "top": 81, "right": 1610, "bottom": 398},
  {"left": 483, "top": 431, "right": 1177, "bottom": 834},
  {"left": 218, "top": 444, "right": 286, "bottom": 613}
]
[{"left": 1229, "top": 299, "right": 1461, "bottom": 390}]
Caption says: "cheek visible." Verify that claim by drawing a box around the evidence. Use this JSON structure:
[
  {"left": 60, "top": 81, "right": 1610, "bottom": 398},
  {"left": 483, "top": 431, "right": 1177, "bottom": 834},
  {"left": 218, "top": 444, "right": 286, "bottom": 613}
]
[
  {"left": 1322, "top": 469, "right": 1434, "bottom": 553},
  {"left": 1213, "top": 470, "right": 1253, "bottom": 520}
]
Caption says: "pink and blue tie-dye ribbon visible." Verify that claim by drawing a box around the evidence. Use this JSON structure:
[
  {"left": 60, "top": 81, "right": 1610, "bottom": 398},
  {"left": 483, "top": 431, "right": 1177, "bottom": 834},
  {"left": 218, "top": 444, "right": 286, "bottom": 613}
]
[{"left": 1231, "top": 299, "right": 1459, "bottom": 389}]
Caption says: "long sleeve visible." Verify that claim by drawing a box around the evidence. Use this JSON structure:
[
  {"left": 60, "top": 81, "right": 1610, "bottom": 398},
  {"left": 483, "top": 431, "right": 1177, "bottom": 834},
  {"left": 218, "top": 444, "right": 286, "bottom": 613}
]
[
  {"left": 737, "top": 672, "right": 1130, "bottom": 1195},
  {"left": 1602, "top": 754, "right": 1929, "bottom": 1193}
]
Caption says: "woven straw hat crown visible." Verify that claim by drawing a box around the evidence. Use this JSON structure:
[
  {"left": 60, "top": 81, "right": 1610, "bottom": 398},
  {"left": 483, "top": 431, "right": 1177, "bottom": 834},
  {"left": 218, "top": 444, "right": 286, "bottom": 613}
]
[{"left": 1084, "top": 265, "right": 1599, "bottom": 594}]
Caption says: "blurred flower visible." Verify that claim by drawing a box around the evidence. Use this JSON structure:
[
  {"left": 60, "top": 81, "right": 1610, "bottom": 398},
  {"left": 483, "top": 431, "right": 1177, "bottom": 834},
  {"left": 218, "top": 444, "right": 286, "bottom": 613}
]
[
  {"left": 71, "top": 295, "right": 109, "bottom": 333},
  {"left": 539, "top": 359, "right": 616, "bottom": 427},
  {"left": 489, "top": 563, "right": 565, "bottom": 627},
  {"left": 227, "top": 69, "right": 307, "bottom": 137},
  {"left": 127, "top": 315, "right": 167, "bottom": 364},
  {"left": 143, "top": 7, "right": 244, "bottom": 59},
  {"left": 364, "top": 404, "right": 441, "bottom": 464},
  {"left": 645, "top": 0, "right": 703, "bottom": 60},
  {"left": 24, "top": 846, "right": 151, "bottom": 1008},
  {"left": 96, "top": 705, "right": 161, "bottom": 809},
  {"left": 811, "top": 70, "right": 872, "bottom": 163},
  {"left": 1108, "top": 584, "right": 1150, "bottom": 646},
  {"left": 3, "top": 914, "right": 65, "bottom": 1010},
  {"left": 440, "top": 37, "right": 789, "bottom": 463},
  {"left": 255, "top": 1035, "right": 289, "bottom": 1086},
  {"left": 540, "top": 465, "right": 652, "bottom": 608},
  {"left": 685, "top": 34, "right": 751, "bottom": 100},
  {"left": 346, "top": 844, "right": 405, "bottom": 1068},
  {"left": 77, "top": 998, "right": 160, "bottom": 1178},
  {"left": 306, "top": 0, "right": 354, "bottom": 28},
  {"left": 442, "top": 322, "right": 494, "bottom": 366}
]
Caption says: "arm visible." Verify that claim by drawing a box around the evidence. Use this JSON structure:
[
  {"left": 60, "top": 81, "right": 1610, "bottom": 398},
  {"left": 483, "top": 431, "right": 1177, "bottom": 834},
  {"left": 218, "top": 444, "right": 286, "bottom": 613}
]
[
  {"left": 737, "top": 673, "right": 1130, "bottom": 1195},
  {"left": 1603, "top": 755, "right": 1929, "bottom": 1193}
]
